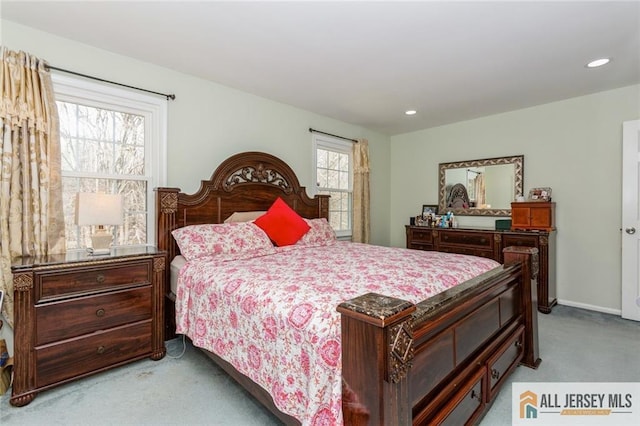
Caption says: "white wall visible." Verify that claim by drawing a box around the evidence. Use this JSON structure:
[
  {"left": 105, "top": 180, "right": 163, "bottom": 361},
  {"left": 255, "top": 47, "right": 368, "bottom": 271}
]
[
  {"left": 1, "top": 20, "right": 392, "bottom": 246},
  {"left": 391, "top": 85, "right": 640, "bottom": 313}
]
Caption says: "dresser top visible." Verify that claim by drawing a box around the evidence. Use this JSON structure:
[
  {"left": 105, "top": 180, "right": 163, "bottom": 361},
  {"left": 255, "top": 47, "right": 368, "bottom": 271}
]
[
  {"left": 406, "top": 225, "right": 553, "bottom": 234},
  {"left": 10, "top": 246, "right": 163, "bottom": 271}
]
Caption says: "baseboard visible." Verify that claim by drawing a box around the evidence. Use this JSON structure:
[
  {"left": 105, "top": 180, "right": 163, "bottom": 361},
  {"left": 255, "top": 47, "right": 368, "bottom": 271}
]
[{"left": 557, "top": 299, "right": 621, "bottom": 316}]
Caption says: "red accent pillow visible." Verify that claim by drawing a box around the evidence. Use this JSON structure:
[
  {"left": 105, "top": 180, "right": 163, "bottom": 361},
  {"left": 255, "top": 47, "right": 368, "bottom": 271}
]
[{"left": 254, "top": 198, "right": 311, "bottom": 246}]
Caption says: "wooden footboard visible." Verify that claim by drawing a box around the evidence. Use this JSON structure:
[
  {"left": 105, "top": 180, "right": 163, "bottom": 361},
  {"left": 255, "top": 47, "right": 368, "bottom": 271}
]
[{"left": 337, "top": 247, "right": 540, "bottom": 425}]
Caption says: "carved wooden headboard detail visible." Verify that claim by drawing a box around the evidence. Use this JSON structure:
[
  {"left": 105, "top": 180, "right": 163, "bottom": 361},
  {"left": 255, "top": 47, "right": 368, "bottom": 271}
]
[{"left": 155, "top": 151, "right": 330, "bottom": 263}]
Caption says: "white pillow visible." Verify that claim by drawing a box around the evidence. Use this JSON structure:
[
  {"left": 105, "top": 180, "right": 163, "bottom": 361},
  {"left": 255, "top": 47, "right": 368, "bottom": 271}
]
[{"left": 223, "top": 211, "right": 266, "bottom": 223}]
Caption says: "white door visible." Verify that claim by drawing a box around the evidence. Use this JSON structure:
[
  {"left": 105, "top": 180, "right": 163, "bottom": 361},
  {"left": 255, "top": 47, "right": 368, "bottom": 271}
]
[{"left": 622, "top": 119, "right": 640, "bottom": 321}]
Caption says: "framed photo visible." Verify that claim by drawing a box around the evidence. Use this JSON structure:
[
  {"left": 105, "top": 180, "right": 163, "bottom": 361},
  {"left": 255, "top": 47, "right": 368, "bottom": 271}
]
[
  {"left": 422, "top": 204, "right": 438, "bottom": 217},
  {"left": 528, "top": 187, "right": 552, "bottom": 201}
]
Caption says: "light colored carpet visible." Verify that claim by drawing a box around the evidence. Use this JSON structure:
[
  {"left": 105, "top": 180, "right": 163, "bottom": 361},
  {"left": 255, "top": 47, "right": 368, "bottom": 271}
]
[
  {"left": 1, "top": 305, "right": 638, "bottom": 425},
  {"left": 479, "top": 305, "right": 640, "bottom": 425},
  {"left": 0, "top": 338, "right": 279, "bottom": 425}
]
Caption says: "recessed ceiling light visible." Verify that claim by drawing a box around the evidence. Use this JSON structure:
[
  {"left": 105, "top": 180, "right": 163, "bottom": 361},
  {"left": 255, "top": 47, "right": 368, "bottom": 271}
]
[
  {"left": 586, "top": 58, "right": 611, "bottom": 68},
  {"left": 405, "top": 110, "right": 417, "bottom": 116}
]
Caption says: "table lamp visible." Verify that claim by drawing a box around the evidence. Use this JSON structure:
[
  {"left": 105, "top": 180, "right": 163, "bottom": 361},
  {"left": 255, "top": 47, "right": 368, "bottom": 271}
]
[{"left": 75, "top": 193, "right": 123, "bottom": 255}]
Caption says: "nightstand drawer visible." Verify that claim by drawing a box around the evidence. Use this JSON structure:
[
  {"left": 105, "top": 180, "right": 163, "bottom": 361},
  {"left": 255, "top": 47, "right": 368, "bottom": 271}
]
[
  {"left": 35, "top": 286, "right": 152, "bottom": 345},
  {"left": 36, "top": 261, "right": 151, "bottom": 302},
  {"left": 35, "top": 321, "right": 152, "bottom": 388}
]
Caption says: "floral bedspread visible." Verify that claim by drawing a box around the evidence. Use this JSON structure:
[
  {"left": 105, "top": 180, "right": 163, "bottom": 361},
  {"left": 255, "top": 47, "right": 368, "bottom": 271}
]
[{"left": 175, "top": 242, "right": 500, "bottom": 425}]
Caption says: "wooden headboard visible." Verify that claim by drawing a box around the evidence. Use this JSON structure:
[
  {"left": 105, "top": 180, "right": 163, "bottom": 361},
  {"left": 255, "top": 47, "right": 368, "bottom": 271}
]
[{"left": 155, "top": 151, "right": 330, "bottom": 263}]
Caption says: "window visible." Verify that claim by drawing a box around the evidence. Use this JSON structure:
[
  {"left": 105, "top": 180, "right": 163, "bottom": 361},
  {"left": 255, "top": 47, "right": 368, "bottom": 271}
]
[
  {"left": 53, "top": 74, "right": 167, "bottom": 250},
  {"left": 312, "top": 134, "right": 353, "bottom": 238}
]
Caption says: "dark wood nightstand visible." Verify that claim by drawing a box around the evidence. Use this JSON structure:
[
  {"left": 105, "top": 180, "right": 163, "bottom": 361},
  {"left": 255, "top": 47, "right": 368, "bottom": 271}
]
[{"left": 10, "top": 247, "right": 166, "bottom": 407}]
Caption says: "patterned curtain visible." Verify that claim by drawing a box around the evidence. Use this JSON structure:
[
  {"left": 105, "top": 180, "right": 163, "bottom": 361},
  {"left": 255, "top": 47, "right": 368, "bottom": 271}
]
[
  {"left": 0, "top": 47, "right": 66, "bottom": 327},
  {"left": 352, "top": 139, "right": 370, "bottom": 243}
]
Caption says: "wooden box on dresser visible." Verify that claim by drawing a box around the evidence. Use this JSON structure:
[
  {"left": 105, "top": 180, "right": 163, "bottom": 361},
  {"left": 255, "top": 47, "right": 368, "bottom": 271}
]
[
  {"left": 511, "top": 202, "right": 555, "bottom": 231},
  {"left": 406, "top": 225, "right": 557, "bottom": 313},
  {"left": 10, "top": 247, "right": 166, "bottom": 407}
]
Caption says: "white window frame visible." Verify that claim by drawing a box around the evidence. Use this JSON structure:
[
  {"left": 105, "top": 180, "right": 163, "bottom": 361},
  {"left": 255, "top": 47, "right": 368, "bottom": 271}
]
[
  {"left": 312, "top": 133, "right": 353, "bottom": 239},
  {"left": 52, "top": 73, "right": 167, "bottom": 248}
]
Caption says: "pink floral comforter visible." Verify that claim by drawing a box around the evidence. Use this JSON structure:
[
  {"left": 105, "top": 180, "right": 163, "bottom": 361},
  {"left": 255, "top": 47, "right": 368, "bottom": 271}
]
[{"left": 175, "top": 242, "right": 499, "bottom": 425}]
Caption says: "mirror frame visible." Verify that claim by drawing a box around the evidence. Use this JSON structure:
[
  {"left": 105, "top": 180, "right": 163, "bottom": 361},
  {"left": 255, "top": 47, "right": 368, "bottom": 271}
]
[{"left": 438, "top": 155, "right": 524, "bottom": 217}]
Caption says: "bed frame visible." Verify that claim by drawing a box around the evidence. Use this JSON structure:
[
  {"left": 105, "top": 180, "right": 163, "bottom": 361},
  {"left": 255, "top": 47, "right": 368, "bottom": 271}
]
[{"left": 155, "top": 151, "right": 540, "bottom": 425}]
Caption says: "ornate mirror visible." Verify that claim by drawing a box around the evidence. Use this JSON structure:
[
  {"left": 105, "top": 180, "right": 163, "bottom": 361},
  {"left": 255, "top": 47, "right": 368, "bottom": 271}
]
[{"left": 438, "top": 155, "right": 524, "bottom": 216}]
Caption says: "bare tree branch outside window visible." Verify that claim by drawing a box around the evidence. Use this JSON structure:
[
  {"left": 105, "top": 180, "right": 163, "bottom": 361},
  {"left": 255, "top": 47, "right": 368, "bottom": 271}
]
[{"left": 58, "top": 101, "right": 148, "bottom": 249}]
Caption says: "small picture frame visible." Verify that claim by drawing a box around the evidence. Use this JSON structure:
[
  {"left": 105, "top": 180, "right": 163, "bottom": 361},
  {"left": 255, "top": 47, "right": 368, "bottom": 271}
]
[
  {"left": 527, "top": 187, "right": 552, "bottom": 201},
  {"left": 422, "top": 204, "right": 438, "bottom": 217}
]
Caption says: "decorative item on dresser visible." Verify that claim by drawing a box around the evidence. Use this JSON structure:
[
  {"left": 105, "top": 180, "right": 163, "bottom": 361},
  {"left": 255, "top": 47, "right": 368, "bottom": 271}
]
[
  {"left": 511, "top": 201, "right": 556, "bottom": 231},
  {"left": 406, "top": 225, "right": 557, "bottom": 313},
  {"left": 9, "top": 247, "right": 166, "bottom": 407},
  {"left": 527, "top": 187, "right": 552, "bottom": 202},
  {"left": 422, "top": 204, "right": 438, "bottom": 216}
]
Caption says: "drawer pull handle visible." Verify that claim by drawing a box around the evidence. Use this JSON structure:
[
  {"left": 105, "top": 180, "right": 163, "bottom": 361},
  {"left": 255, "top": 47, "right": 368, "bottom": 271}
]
[
  {"left": 515, "top": 340, "right": 522, "bottom": 349},
  {"left": 471, "top": 390, "right": 481, "bottom": 401},
  {"left": 96, "top": 274, "right": 105, "bottom": 284},
  {"left": 96, "top": 308, "right": 105, "bottom": 317},
  {"left": 97, "top": 346, "right": 106, "bottom": 354},
  {"left": 491, "top": 368, "right": 500, "bottom": 380}
]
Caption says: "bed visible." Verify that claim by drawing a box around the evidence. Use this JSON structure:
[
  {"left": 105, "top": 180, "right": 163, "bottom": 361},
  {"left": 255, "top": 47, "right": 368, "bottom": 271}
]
[{"left": 155, "top": 151, "right": 541, "bottom": 425}]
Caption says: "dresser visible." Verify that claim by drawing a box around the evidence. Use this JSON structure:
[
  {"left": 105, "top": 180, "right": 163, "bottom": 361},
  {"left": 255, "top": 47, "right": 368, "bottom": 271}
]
[
  {"left": 406, "top": 226, "right": 556, "bottom": 313},
  {"left": 10, "top": 247, "right": 166, "bottom": 407}
]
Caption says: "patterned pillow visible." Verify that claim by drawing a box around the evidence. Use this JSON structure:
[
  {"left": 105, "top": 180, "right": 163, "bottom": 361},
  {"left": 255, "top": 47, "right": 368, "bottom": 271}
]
[
  {"left": 296, "top": 218, "right": 337, "bottom": 247},
  {"left": 172, "top": 222, "right": 275, "bottom": 261},
  {"left": 254, "top": 197, "right": 310, "bottom": 246}
]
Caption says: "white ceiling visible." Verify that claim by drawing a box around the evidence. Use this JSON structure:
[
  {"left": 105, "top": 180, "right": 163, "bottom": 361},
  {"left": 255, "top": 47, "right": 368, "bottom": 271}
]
[{"left": 2, "top": 1, "right": 639, "bottom": 135}]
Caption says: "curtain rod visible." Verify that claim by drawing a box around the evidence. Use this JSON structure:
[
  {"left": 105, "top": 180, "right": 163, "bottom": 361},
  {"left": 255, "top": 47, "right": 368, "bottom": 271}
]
[
  {"left": 308, "top": 127, "right": 358, "bottom": 143},
  {"left": 46, "top": 65, "right": 176, "bottom": 101}
]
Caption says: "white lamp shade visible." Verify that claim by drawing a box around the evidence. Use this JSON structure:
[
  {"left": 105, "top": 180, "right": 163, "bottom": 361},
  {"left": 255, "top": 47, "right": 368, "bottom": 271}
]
[{"left": 75, "top": 193, "right": 123, "bottom": 226}]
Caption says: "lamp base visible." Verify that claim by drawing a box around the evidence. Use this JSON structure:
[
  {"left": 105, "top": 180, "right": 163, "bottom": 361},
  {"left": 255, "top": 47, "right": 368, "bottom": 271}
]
[{"left": 90, "top": 229, "right": 113, "bottom": 256}]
